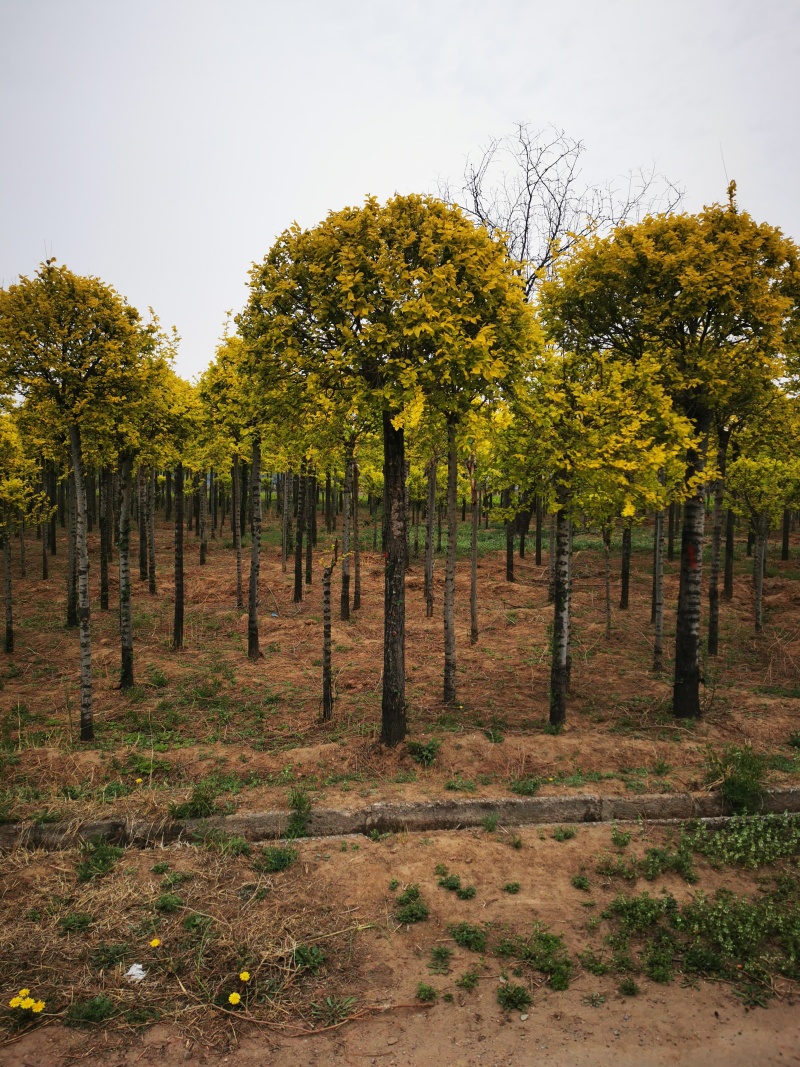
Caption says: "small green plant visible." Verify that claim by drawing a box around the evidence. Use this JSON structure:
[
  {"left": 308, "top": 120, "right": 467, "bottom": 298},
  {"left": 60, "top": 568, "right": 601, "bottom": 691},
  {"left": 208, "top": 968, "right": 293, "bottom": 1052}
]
[
  {"left": 788, "top": 732, "right": 800, "bottom": 750},
  {"left": 59, "top": 912, "right": 93, "bottom": 935},
  {"left": 481, "top": 813, "right": 499, "bottom": 832},
  {"left": 509, "top": 776, "right": 540, "bottom": 796},
  {"left": 287, "top": 786, "right": 312, "bottom": 838},
  {"left": 619, "top": 977, "right": 640, "bottom": 996},
  {"left": 449, "top": 922, "right": 488, "bottom": 952},
  {"left": 90, "top": 942, "right": 129, "bottom": 970},
  {"left": 456, "top": 885, "right": 476, "bottom": 900},
  {"left": 416, "top": 982, "right": 438, "bottom": 1002},
  {"left": 705, "top": 743, "right": 767, "bottom": 814},
  {"left": 445, "top": 775, "right": 476, "bottom": 793},
  {"left": 503, "top": 882, "right": 521, "bottom": 894},
  {"left": 508, "top": 833, "right": 523, "bottom": 850},
  {"left": 76, "top": 839, "right": 124, "bottom": 883},
  {"left": 150, "top": 861, "right": 170, "bottom": 875},
  {"left": 65, "top": 994, "right": 116, "bottom": 1027},
  {"left": 169, "top": 785, "right": 218, "bottom": 819},
  {"left": 395, "top": 884, "right": 429, "bottom": 924},
  {"left": 193, "top": 829, "right": 251, "bottom": 856},
  {"left": 456, "top": 968, "right": 479, "bottom": 991},
  {"left": 553, "top": 826, "right": 576, "bottom": 842},
  {"left": 496, "top": 982, "right": 531, "bottom": 1011},
  {"left": 182, "top": 913, "right": 212, "bottom": 936},
  {"left": 253, "top": 845, "right": 297, "bottom": 873},
  {"left": 294, "top": 944, "right": 326, "bottom": 974},
  {"left": 583, "top": 991, "right": 606, "bottom": 1007},
  {"left": 407, "top": 739, "right": 440, "bottom": 767},
  {"left": 155, "top": 893, "right": 183, "bottom": 913},
  {"left": 578, "top": 947, "right": 610, "bottom": 975},
  {"left": 595, "top": 852, "right": 637, "bottom": 880},
  {"left": 484, "top": 728, "right": 504, "bottom": 743},
  {"left": 428, "top": 945, "right": 452, "bottom": 974},
  {"left": 610, "top": 824, "right": 632, "bottom": 849},
  {"left": 388, "top": 878, "right": 399, "bottom": 891},
  {"left": 310, "top": 994, "right": 357, "bottom": 1025},
  {"left": 438, "top": 873, "right": 461, "bottom": 890},
  {"left": 571, "top": 874, "right": 591, "bottom": 891}
]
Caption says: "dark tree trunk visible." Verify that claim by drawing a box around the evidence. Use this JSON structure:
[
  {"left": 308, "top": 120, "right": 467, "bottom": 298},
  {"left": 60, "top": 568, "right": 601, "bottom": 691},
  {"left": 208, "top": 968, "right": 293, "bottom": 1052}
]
[
  {"left": 325, "top": 470, "right": 333, "bottom": 533},
  {"left": 147, "top": 470, "right": 157, "bottom": 594},
  {"left": 240, "top": 461, "right": 248, "bottom": 540},
  {"left": 653, "top": 505, "right": 665, "bottom": 671},
  {"left": 173, "top": 462, "right": 184, "bottom": 651},
  {"left": 118, "top": 456, "right": 134, "bottom": 689},
  {"left": 66, "top": 472, "right": 78, "bottom": 628},
  {"left": 199, "top": 471, "right": 208, "bottom": 566},
  {"left": 69, "top": 425, "right": 93, "bottom": 742},
  {"left": 353, "top": 463, "right": 361, "bottom": 610},
  {"left": 667, "top": 501, "right": 676, "bottom": 562},
  {"left": 99, "top": 466, "right": 110, "bottom": 611},
  {"left": 469, "top": 458, "right": 479, "bottom": 646},
  {"left": 549, "top": 497, "right": 571, "bottom": 726},
  {"left": 305, "top": 470, "right": 314, "bottom": 586},
  {"left": 340, "top": 448, "right": 353, "bottom": 619},
  {"left": 381, "top": 411, "right": 407, "bottom": 746},
  {"left": 707, "top": 434, "right": 730, "bottom": 657},
  {"left": 165, "top": 468, "right": 172, "bottom": 521},
  {"left": 3, "top": 534, "right": 12, "bottom": 654},
  {"left": 424, "top": 455, "right": 437, "bottom": 618},
  {"left": 248, "top": 440, "right": 261, "bottom": 659},
  {"left": 673, "top": 438, "right": 708, "bottom": 720},
  {"left": 233, "top": 455, "right": 243, "bottom": 610},
  {"left": 443, "top": 419, "right": 458, "bottom": 704},
  {"left": 293, "top": 464, "right": 306, "bottom": 604},
  {"left": 782, "top": 508, "right": 790, "bottom": 562},
  {"left": 619, "top": 524, "right": 631, "bottom": 610},
  {"left": 138, "top": 467, "right": 148, "bottom": 581},
  {"left": 723, "top": 507, "right": 735, "bottom": 600}
]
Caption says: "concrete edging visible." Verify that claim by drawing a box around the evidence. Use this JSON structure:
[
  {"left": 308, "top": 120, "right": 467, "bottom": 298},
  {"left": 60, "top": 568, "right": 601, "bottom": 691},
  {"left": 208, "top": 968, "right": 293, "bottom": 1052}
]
[{"left": 2, "top": 785, "right": 800, "bottom": 852}]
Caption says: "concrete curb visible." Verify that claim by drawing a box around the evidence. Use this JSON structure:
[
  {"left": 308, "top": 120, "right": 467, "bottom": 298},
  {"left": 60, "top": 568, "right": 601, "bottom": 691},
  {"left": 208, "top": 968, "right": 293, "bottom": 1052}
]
[{"left": 2, "top": 785, "right": 800, "bottom": 852}]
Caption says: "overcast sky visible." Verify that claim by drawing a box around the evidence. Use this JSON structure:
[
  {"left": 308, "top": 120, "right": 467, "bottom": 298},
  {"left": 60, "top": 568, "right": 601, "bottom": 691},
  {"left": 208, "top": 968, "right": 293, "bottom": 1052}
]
[{"left": 1, "top": 0, "right": 798, "bottom": 379}]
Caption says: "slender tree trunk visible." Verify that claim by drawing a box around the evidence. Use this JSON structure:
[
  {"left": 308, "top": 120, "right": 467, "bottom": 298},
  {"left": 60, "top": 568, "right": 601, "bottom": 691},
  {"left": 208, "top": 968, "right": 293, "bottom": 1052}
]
[
  {"left": 381, "top": 411, "right": 407, "bottom": 746},
  {"left": 118, "top": 456, "right": 134, "bottom": 689},
  {"left": 282, "top": 469, "right": 292, "bottom": 572},
  {"left": 138, "top": 467, "right": 148, "bottom": 581},
  {"left": 293, "top": 463, "right": 306, "bottom": 604},
  {"left": 667, "top": 502, "right": 677, "bottom": 562},
  {"left": 99, "top": 467, "right": 109, "bottom": 610},
  {"left": 353, "top": 462, "right": 361, "bottom": 610},
  {"left": 325, "top": 471, "right": 333, "bottom": 533},
  {"left": 707, "top": 436, "right": 729, "bottom": 657},
  {"left": 505, "top": 488, "right": 515, "bottom": 581},
  {"left": 210, "top": 468, "right": 217, "bottom": 539},
  {"left": 340, "top": 447, "right": 353, "bottom": 620},
  {"left": 782, "top": 508, "right": 790, "bottom": 562},
  {"left": 619, "top": 523, "right": 631, "bottom": 609},
  {"left": 424, "top": 455, "right": 437, "bottom": 618},
  {"left": 173, "top": 462, "right": 184, "bottom": 651},
  {"left": 199, "top": 471, "right": 208, "bottom": 566},
  {"left": 322, "top": 556, "right": 336, "bottom": 721},
  {"left": 673, "top": 437, "right": 708, "bottom": 719},
  {"left": 3, "top": 534, "right": 12, "bottom": 654},
  {"left": 652, "top": 503, "right": 665, "bottom": 671},
  {"left": 240, "top": 461, "right": 248, "bottom": 541},
  {"left": 724, "top": 507, "right": 735, "bottom": 600},
  {"left": 754, "top": 516, "right": 767, "bottom": 633},
  {"left": 165, "top": 468, "right": 172, "bottom": 521},
  {"left": 233, "top": 455, "right": 243, "bottom": 610},
  {"left": 147, "top": 470, "right": 157, "bottom": 594},
  {"left": 547, "top": 513, "right": 556, "bottom": 603},
  {"left": 305, "top": 470, "right": 314, "bottom": 586},
  {"left": 603, "top": 525, "right": 612, "bottom": 639},
  {"left": 66, "top": 473, "right": 78, "bottom": 628},
  {"left": 443, "top": 419, "right": 458, "bottom": 704},
  {"left": 69, "top": 425, "right": 93, "bottom": 741},
  {"left": 248, "top": 440, "right": 261, "bottom": 659},
  {"left": 550, "top": 496, "right": 571, "bottom": 726},
  {"left": 469, "top": 456, "right": 479, "bottom": 646},
  {"left": 535, "top": 494, "right": 543, "bottom": 566}
]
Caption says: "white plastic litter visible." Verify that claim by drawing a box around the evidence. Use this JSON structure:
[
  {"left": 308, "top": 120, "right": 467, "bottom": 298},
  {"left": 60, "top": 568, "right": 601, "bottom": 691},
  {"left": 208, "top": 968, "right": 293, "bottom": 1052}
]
[{"left": 125, "top": 964, "right": 147, "bottom": 983}]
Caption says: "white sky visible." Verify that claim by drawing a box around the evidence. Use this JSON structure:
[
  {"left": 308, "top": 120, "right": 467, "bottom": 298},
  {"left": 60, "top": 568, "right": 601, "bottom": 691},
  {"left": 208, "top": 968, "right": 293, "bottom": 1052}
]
[{"left": 1, "top": 0, "right": 798, "bottom": 379}]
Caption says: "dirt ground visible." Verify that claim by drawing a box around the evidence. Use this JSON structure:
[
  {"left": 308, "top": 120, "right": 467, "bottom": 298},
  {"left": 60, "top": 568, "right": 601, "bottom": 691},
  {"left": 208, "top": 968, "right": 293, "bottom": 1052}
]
[
  {"left": 1, "top": 822, "right": 799, "bottom": 1066},
  {"left": 2, "top": 513, "right": 800, "bottom": 1062}
]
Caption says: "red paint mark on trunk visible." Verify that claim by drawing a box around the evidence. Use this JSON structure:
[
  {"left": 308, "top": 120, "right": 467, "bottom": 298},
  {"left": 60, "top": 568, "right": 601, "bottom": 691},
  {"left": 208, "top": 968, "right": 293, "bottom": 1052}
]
[{"left": 687, "top": 542, "right": 696, "bottom": 570}]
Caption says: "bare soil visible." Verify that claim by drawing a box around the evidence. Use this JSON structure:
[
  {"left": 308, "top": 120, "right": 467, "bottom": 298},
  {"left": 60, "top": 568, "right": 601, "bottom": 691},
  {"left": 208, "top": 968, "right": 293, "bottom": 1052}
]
[{"left": 2, "top": 514, "right": 800, "bottom": 1061}]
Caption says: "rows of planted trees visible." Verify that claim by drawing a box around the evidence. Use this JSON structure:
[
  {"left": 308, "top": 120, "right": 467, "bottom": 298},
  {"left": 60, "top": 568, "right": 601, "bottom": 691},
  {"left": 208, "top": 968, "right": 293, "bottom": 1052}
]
[{"left": 2, "top": 165, "right": 800, "bottom": 749}]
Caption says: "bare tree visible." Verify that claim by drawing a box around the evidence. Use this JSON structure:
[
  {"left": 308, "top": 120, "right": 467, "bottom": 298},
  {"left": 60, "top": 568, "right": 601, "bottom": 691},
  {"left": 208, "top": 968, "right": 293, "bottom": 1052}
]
[{"left": 442, "top": 123, "right": 683, "bottom": 298}]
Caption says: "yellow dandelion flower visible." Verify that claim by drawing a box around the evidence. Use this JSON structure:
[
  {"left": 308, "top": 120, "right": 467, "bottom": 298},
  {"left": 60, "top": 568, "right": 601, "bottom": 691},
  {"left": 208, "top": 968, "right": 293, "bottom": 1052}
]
[
  {"left": 18, "top": 988, "right": 30, "bottom": 997},
  {"left": 149, "top": 938, "right": 161, "bottom": 948},
  {"left": 20, "top": 998, "right": 35, "bottom": 1010},
  {"left": 228, "top": 992, "right": 241, "bottom": 1006},
  {"left": 136, "top": 778, "right": 144, "bottom": 785},
  {"left": 239, "top": 971, "right": 250, "bottom": 982},
  {"left": 32, "top": 1001, "right": 45, "bottom": 1013},
  {"left": 9, "top": 997, "right": 21, "bottom": 1009}
]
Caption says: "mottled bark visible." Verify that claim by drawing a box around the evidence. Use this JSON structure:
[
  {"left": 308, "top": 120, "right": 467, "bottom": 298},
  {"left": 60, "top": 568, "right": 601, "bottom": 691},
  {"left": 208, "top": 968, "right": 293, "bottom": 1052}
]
[
  {"left": 137, "top": 467, "right": 148, "bottom": 581},
  {"left": 547, "top": 514, "right": 556, "bottom": 603},
  {"left": 469, "top": 456, "right": 479, "bottom": 646},
  {"left": 293, "top": 464, "right": 306, "bottom": 604},
  {"left": 353, "top": 463, "right": 361, "bottom": 610},
  {"left": 340, "top": 448, "right": 353, "bottom": 620},
  {"left": 619, "top": 524, "right": 631, "bottom": 610},
  {"left": 117, "top": 456, "right": 134, "bottom": 689},
  {"left": 199, "top": 471, "right": 208, "bottom": 566},
  {"left": 232, "top": 455, "right": 243, "bottom": 610},
  {"left": 305, "top": 470, "right": 314, "bottom": 587},
  {"left": 381, "top": 411, "right": 407, "bottom": 746},
  {"left": 147, "top": 470, "right": 157, "bottom": 594},
  {"left": 667, "top": 502, "right": 676, "bottom": 562},
  {"left": 707, "top": 434, "right": 730, "bottom": 657},
  {"left": 248, "top": 440, "right": 261, "bottom": 659},
  {"left": 673, "top": 437, "right": 708, "bottom": 720},
  {"left": 3, "top": 534, "right": 13, "bottom": 654},
  {"left": 424, "top": 455, "right": 438, "bottom": 618},
  {"left": 549, "top": 498, "right": 572, "bottom": 726},
  {"left": 69, "top": 425, "right": 93, "bottom": 742},
  {"left": 99, "top": 467, "right": 110, "bottom": 610},
  {"left": 443, "top": 419, "right": 458, "bottom": 705},
  {"left": 66, "top": 473, "right": 78, "bottom": 628},
  {"left": 172, "top": 462, "right": 184, "bottom": 651}
]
